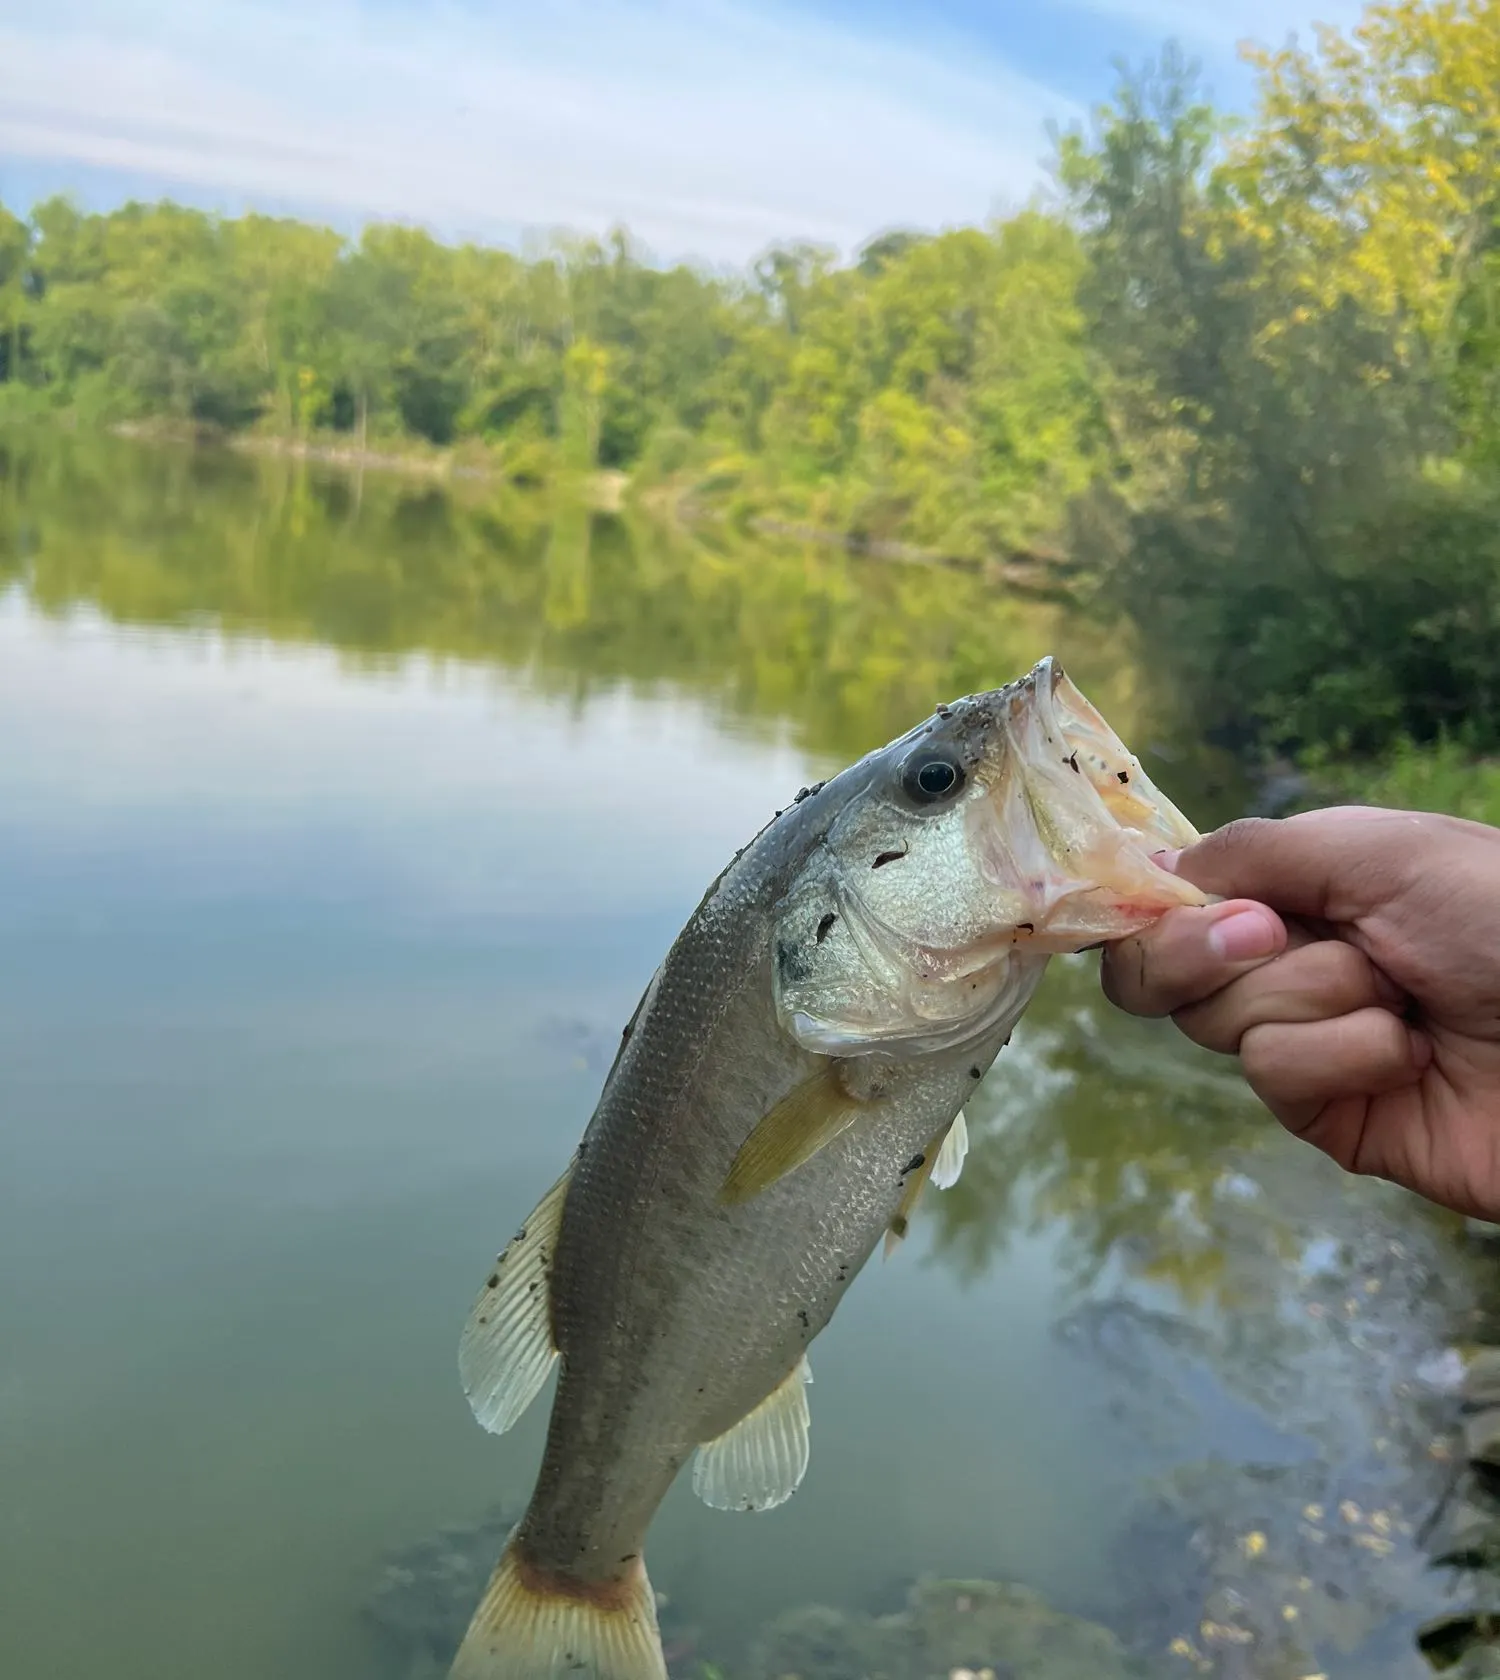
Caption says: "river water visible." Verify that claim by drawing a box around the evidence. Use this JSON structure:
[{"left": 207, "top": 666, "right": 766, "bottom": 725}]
[{"left": 0, "top": 436, "right": 1481, "bottom": 1680}]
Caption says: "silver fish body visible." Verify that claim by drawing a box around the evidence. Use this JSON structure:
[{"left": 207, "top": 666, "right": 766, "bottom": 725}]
[{"left": 449, "top": 658, "right": 1207, "bottom": 1679}]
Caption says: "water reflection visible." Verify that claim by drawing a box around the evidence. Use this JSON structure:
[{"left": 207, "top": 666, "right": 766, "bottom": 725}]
[
  {"left": 0, "top": 432, "right": 1247, "bottom": 803},
  {"left": 0, "top": 432, "right": 1476, "bottom": 1680},
  {"left": 929, "top": 952, "right": 1475, "bottom": 1675}
]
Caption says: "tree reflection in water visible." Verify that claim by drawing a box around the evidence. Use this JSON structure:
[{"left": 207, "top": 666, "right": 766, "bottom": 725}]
[{"left": 924, "top": 953, "right": 1481, "bottom": 1677}]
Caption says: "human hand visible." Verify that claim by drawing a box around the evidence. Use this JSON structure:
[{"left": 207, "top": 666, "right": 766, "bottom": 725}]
[{"left": 1101, "top": 806, "right": 1500, "bottom": 1220}]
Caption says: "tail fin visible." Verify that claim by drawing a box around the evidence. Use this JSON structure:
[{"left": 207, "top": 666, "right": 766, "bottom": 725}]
[{"left": 449, "top": 1535, "right": 666, "bottom": 1680}]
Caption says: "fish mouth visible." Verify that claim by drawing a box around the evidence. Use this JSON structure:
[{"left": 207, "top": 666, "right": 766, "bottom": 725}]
[
  {"left": 969, "top": 656, "right": 1211, "bottom": 952},
  {"left": 1019, "top": 656, "right": 1200, "bottom": 851}
]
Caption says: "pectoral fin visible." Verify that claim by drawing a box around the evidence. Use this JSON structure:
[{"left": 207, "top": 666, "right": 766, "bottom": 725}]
[
  {"left": 458, "top": 1161, "right": 573, "bottom": 1435},
  {"left": 719, "top": 1064, "right": 865, "bottom": 1206}
]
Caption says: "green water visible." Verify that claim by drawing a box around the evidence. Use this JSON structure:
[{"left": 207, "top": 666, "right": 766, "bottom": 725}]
[{"left": 0, "top": 436, "right": 1475, "bottom": 1679}]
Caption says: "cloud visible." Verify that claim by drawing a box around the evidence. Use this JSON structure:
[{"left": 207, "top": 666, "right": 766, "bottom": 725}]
[
  {"left": 1070, "top": 0, "right": 1366, "bottom": 56},
  {"left": 0, "top": 0, "right": 1081, "bottom": 264}
]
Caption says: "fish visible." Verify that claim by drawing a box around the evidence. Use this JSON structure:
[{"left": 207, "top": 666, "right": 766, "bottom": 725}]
[{"left": 448, "top": 656, "right": 1208, "bottom": 1680}]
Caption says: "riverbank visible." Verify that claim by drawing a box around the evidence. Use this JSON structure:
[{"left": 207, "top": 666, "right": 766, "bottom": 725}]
[
  {"left": 102, "top": 419, "right": 1074, "bottom": 581},
  {"left": 106, "top": 420, "right": 631, "bottom": 511},
  {"left": 636, "top": 469, "right": 1076, "bottom": 585}
]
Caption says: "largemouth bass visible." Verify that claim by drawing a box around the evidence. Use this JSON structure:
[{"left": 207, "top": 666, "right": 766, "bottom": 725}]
[{"left": 450, "top": 657, "right": 1207, "bottom": 1680}]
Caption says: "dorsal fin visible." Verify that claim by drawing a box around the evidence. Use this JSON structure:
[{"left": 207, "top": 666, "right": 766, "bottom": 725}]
[{"left": 458, "top": 1162, "right": 573, "bottom": 1434}]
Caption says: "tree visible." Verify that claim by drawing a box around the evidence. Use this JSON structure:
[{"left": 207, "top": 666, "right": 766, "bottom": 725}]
[
  {"left": 1057, "top": 48, "right": 1457, "bottom": 757},
  {"left": 0, "top": 206, "right": 32, "bottom": 387},
  {"left": 1224, "top": 0, "right": 1500, "bottom": 365}
]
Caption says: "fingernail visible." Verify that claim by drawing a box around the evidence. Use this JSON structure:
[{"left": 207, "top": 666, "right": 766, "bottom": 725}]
[
  {"left": 1153, "top": 848, "right": 1183, "bottom": 874},
  {"left": 1207, "top": 908, "right": 1279, "bottom": 963}
]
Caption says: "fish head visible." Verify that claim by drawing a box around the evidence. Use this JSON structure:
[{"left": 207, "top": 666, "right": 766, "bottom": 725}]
[{"left": 772, "top": 656, "right": 1209, "bottom": 1056}]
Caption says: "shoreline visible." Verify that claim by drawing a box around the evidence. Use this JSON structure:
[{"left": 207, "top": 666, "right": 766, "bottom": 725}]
[
  {"left": 107, "top": 421, "right": 631, "bottom": 510},
  {"left": 103, "top": 420, "right": 1065, "bottom": 578}
]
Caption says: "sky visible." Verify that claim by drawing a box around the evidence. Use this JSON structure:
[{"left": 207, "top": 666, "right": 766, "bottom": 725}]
[{"left": 0, "top": 0, "right": 1366, "bottom": 267}]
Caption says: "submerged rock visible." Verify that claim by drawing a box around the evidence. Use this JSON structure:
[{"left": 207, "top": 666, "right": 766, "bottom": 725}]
[
  {"left": 364, "top": 1506, "right": 516, "bottom": 1675},
  {"left": 1112, "top": 1456, "right": 1433, "bottom": 1679},
  {"left": 1418, "top": 1613, "right": 1500, "bottom": 1675},
  {"left": 750, "top": 1576, "right": 1144, "bottom": 1680},
  {"left": 1412, "top": 1341, "right": 1500, "bottom": 1672},
  {"left": 905, "top": 1579, "right": 1141, "bottom": 1680},
  {"left": 751, "top": 1602, "right": 895, "bottom": 1680},
  {"left": 364, "top": 1514, "right": 1140, "bottom": 1680}
]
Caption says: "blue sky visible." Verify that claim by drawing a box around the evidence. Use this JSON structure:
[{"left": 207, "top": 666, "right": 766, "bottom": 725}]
[{"left": 0, "top": 0, "right": 1363, "bottom": 265}]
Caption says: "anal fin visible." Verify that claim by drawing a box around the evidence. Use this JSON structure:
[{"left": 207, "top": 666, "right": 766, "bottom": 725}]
[
  {"left": 459, "top": 1161, "right": 573, "bottom": 1436},
  {"left": 692, "top": 1356, "right": 813, "bottom": 1513}
]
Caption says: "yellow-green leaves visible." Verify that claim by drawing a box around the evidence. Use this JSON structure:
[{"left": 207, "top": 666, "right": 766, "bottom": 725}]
[{"left": 1225, "top": 0, "right": 1500, "bottom": 359}]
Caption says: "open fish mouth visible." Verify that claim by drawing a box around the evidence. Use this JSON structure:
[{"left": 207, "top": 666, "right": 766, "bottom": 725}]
[
  {"left": 823, "top": 656, "right": 1208, "bottom": 974},
  {"left": 965, "top": 655, "right": 1209, "bottom": 954},
  {"left": 1014, "top": 655, "right": 1201, "bottom": 852}
]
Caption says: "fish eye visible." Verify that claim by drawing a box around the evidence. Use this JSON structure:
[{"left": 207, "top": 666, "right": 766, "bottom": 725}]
[{"left": 902, "top": 751, "right": 966, "bottom": 805}]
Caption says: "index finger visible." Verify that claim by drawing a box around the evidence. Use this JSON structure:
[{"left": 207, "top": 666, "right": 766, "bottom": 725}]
[{"left": 1167, "top": 809, "right": 1436, "bottom": 924}]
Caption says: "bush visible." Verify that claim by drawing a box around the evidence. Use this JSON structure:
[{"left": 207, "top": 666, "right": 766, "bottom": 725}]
[
  {"left": 1306, "top": 735, "right": 1500, "bottom": 828},
  {"left": 1126, "top": 477, "right": 1500, "bottom": 761}
]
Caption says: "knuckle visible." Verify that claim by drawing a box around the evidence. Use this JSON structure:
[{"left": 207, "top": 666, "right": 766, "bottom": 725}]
[
  {"left": 1263, "top": 939, "right": 1383, "bottom": 1022},
  {"left": 1199, "top": 816, "right": 1278, "bottom": 862},
  {"left": 1171, "top": 999, "right": 1239, "bottom": 1054},
  {"left": 1171, "top": 966, "right": 1254, "bottom": 1047},
  {"left": 1295, "top": 938, "right": 1370, "bottom": 996},
  {"left": 1358, "top": 1008, "right": 1412, "bottom": 1070},
  {"left": 1239, "top": 1022, "right": 1293, "bottom": 1091}
]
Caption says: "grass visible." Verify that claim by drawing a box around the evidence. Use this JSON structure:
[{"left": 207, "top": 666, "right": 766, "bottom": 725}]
[{"left": 1302, "top": 736, "right": 1500, "bottom": 826}]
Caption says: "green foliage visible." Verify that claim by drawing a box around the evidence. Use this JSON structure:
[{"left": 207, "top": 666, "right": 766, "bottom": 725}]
[
  {"left": 0, "top": 199, "right": 741, "bottom": 472},
  {"left": 0, "top": 195, "right": 1101, "bottom": 562},
  {"left": 1306, "top": 735, "right": 1500, "bottom": 826},
  {"left": 744, "top": 217, "right": 1102, "bottom": 556},
  {"left": 1057, "top": 18, "right": 1500, "bottom": 763}
]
